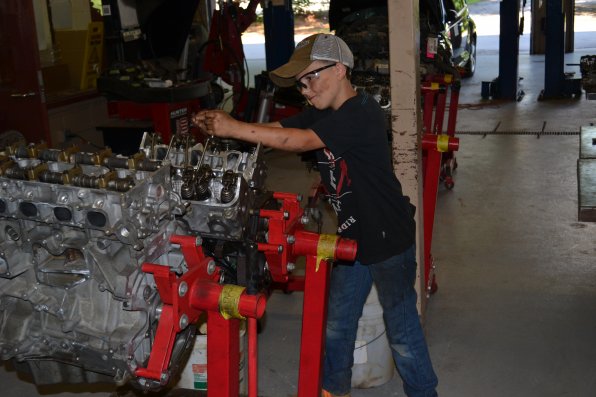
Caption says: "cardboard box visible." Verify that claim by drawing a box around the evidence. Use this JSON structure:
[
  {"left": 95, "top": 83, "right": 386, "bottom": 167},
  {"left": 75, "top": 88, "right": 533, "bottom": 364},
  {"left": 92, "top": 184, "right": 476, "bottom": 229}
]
[{"left": 54, "top": 29, "right": 87, "bottom": 90}]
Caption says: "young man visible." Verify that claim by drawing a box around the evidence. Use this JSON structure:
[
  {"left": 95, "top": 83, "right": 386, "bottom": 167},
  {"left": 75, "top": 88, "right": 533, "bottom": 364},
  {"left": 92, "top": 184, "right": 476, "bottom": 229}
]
[{"left": 192, "top": 33, "right": 438, "bottom": 397}]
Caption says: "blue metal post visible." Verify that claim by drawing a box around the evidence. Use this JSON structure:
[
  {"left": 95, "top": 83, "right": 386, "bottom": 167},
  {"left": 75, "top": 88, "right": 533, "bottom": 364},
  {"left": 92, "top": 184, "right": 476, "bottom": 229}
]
[
  {"left": 497, "top": 0, "right": 520, "bottom": 100},
  {"left": 542, "top": 0, "right": 565, "bottom": 98},
  {"left": 263, "top": 1, "right": 295, "bottom": 71}
]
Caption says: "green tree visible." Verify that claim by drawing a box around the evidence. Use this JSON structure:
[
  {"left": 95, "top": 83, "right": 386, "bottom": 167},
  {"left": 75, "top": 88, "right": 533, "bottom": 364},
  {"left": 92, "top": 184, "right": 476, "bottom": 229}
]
[{"left": 292, "top": 0, "right": 311, "bottom": 15}]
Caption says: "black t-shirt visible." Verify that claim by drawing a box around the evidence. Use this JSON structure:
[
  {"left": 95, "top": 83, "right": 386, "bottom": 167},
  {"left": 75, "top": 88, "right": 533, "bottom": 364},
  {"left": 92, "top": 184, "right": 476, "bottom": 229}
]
[{"left": 280, "top": 92, "right": 415, "bottom": 264}]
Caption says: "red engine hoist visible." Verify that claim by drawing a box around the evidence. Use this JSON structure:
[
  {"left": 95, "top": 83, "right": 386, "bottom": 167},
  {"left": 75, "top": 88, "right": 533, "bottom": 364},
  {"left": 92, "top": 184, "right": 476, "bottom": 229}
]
[
  {"left": 137, "top": 192, "right": 357, "bottom": 397},
  {"left": 421, "top": 74, "right": 460, "bottom": 297}
]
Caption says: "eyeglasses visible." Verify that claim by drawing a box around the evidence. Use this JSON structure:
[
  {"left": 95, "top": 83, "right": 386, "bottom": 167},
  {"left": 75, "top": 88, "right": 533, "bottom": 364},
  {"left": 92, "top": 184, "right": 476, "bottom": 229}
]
[{"left": 295, "top": 63, "right": 336, "bottom": 91}]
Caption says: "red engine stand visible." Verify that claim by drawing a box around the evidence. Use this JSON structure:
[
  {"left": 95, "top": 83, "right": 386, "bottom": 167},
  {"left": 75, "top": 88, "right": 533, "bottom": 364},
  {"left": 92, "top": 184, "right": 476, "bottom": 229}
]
[
  {"left": 136, "top": 193, "right": 356, "bottom": 397},
  {"left": 137, "top": 235, "right": 266, "bottom": 396},
  {"left": 258, "top": 192, "right": 357, "bottom": 397},
  {"left": 421, "top": 76, "right": 460, "bottom": 297}
]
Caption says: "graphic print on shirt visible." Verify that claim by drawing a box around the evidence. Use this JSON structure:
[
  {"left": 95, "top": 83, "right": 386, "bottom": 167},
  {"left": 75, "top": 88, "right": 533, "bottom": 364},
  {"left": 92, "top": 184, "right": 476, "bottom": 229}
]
[{"left": 319, "top": 148, "right": 355, "bottom": 235}]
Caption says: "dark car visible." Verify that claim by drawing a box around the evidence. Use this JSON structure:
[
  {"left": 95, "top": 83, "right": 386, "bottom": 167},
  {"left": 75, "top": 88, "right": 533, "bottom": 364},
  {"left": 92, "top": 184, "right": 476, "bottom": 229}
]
[{"left": 328, "top": 0, "right": 477, "bottom": 77}]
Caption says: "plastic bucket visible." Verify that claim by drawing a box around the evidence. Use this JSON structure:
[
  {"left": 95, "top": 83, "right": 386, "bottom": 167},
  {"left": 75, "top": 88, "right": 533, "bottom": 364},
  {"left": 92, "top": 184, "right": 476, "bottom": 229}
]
[
  {"left": 177, "top": 323, "right": 247, "bottom": 393},
  {"left": 351, "top": 285, "right": 394, "bottom": 388}
]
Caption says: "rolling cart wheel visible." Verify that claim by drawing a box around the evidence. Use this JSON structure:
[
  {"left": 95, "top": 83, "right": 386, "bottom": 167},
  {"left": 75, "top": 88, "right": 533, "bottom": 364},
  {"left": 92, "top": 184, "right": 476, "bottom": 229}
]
[
  {"left": 430, "top": 277, "right": 438, "bottom": 295},
  {"left": 444, "top": 178, "right": 455, "bottom": 190}
]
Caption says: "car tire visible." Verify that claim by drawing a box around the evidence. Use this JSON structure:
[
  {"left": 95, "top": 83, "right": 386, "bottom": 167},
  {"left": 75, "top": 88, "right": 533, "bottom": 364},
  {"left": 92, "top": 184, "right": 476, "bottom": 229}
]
[{"left": 464, "top": 35, "right": 476, "bottom": 77}]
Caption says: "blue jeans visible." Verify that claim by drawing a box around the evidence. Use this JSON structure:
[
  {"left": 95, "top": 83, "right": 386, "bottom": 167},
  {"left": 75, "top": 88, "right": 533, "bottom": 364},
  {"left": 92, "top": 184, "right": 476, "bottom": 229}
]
[{"left": 323, "top": 245, "right": 438, "bottom": 397}]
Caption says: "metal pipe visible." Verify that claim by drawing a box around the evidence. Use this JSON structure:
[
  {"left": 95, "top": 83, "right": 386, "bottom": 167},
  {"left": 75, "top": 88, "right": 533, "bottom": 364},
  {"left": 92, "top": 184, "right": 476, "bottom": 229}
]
[
  {"left": 455, "top": 129, "right": 579, "bottom": 136},
  {"left": 189, "top": 281, "right": 266, "bottom": 320},
  {"left": 248, "top": 317, "right": 258, "bottom": 397}
]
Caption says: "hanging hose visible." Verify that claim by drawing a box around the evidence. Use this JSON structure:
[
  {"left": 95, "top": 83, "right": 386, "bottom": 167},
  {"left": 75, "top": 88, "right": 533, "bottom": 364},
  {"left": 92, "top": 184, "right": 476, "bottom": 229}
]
[{"left": 455, "top": 129, "right": 579, "bottom": 136}]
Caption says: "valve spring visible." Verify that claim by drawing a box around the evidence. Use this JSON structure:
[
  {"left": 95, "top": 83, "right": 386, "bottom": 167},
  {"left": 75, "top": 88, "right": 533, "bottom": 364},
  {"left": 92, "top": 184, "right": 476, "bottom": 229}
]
[
  {"left": 72, "top": 174, "right": 100, "bottom": 189},
  {"left": 194, "top": 177, "right": 211, "bottom": 201},
  {"left": 107, "top": 177, "right": 134, "bottom": 192},
  {"left": 5, "top": 166, "right": 26, "bottom": 180},
  {"left": 220, "top": 186, "right": 235, "bottom": 203},
  {"left": 193, "top": 164, "right": 213, "bottom": 201},
  {"left": 38, "top": 170, "right": 65, "bottom": 185},
  {"left": 220, "top": 170, "right": 237, "bottom": 204},
  {"left": 180, "top": 182, "right": 195, "bottom": 200}
]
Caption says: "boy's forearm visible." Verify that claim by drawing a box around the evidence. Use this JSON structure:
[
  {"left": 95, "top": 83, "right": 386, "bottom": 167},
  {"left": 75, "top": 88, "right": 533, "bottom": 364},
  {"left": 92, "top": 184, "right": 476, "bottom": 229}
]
[{"left": 230, "top": 121, "right": 323, "bottom": 152}]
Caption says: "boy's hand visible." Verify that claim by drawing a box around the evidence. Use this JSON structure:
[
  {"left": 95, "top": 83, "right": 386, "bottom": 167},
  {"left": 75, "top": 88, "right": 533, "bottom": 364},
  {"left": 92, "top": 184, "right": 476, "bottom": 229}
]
[{"left": 191, "top": 110, "right": 237, "bottom": 138}]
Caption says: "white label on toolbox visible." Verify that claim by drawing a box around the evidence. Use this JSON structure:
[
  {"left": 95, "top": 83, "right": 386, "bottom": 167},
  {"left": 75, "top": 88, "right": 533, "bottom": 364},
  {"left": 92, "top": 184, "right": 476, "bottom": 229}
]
[
  {"left": 427, "top": 37, "right": 438, "bottom": 58},
  {"left": 102, "top": 5, "right": 111, "bottom": 16}
]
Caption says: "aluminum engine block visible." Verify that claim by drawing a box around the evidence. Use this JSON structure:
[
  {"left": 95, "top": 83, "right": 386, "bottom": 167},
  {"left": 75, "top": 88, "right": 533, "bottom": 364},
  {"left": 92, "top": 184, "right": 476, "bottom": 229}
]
[{"left": 0, "top": 135, "right": 267, "bottom": 389}]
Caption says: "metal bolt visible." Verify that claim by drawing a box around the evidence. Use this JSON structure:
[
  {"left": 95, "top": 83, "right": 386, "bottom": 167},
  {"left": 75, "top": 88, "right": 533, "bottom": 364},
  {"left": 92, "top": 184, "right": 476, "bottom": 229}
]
[
  {"left": 154, "top": 304, "right": 163, "bottom": 320},
  {"left": 178, "top": 281, "right": 188, "bottom": 297},
  {"left": 283, "top": 211, "right": 290, "bottom": 220},
  {"left": 94, "top": 199, "right": 104, "bottom": 208},
  {"left": 143, "top": 286, "right": 152, "bottom": 301},
  {"left": 278, "top": 245, "right": 284, "bottom": 253},
  {"left": 207, "top": 260, "right": 216, "bottom": 275},
  {"left": 179, "top": 314, "right": 189, "bottom": 329},
  {"left": 160, "top": 372, "right": 169, "bottom": 384},
  {"left": 287, "top": 262, "right": 296, "bottom": 271},
  {"left": 26, "top": 191, "right": 33, "bottom": 199},
  {"left": 195, "top": 236, "right": 203, "bottom": 246},
  {"left": 286, "top": 235, "right": 295, "bottom": 244},
  {"left": 300, "top": 215, "right": 310, "bottom": 225},
  {"left": 5, "top": 226, "right": 20, "bottom": 241},
  {"left": 296, "top": 194, "right": 303, "bottom": 202}
]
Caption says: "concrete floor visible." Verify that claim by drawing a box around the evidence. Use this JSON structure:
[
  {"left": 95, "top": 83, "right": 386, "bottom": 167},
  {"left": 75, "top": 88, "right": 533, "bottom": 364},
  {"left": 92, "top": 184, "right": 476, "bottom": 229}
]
[
  {"left": 3, "top": 9, "right": 596, "bottom": 397},
  {"left": 260, "top": 46, "right": 596, "bottom": 396}
]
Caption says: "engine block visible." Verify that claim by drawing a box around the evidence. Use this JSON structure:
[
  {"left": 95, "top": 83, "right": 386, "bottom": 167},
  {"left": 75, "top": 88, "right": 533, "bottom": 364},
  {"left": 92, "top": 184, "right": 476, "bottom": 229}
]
[{"left": 0, "top": 135, "right": 268, "bottom": 388}]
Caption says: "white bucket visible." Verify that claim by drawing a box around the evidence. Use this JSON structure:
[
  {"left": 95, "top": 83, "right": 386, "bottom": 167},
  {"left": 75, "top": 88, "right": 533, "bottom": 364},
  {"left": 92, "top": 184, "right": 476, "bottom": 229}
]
[
  {"left": 351, "top": 285, "right": 394, "bottom": 388},
  {"left": 177, "top": 322, "right": 247, "bottom": 393}
]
